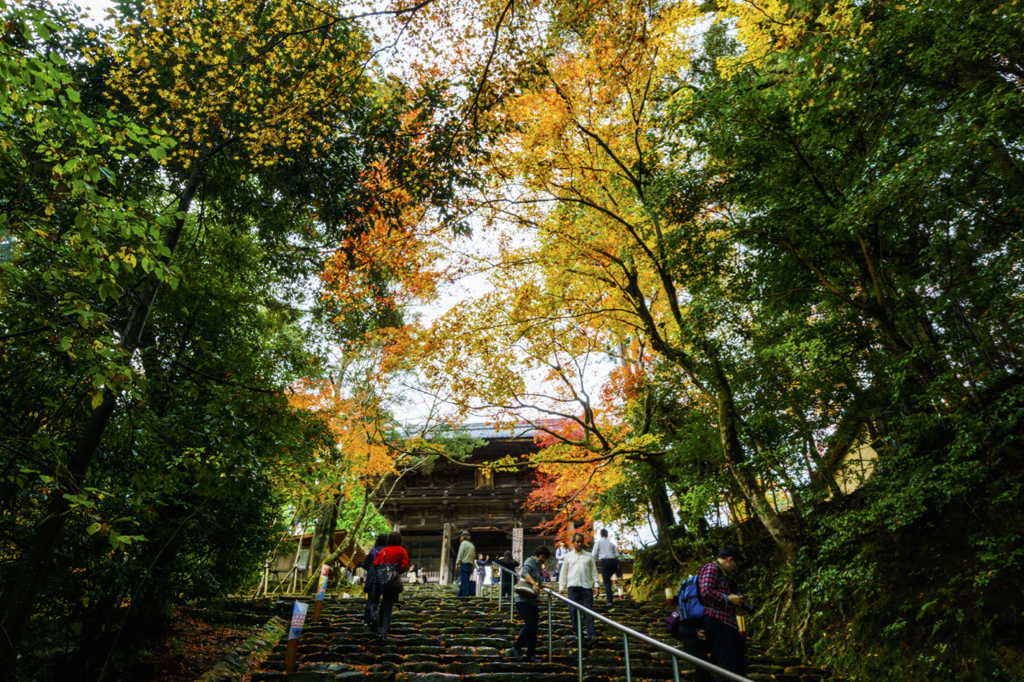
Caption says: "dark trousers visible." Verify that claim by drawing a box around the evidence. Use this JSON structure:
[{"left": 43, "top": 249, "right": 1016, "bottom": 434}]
[
  {"left": 457, "top": 563, "right": 473, "bottom": 597},
  {"left": 363, "top": 569, "right": 380, "bottom": 627},
  {"left": 599, "top": 558, "right": 618, "bottom": 604},
  {"left": 702, "top": 616, "right": 746, "bottom": 681},
  {"left": 567, "top": 586, "right": 596, "bottom": 639},
  {"left": 514, "top": 600, "right": 540, "bottom": 656},
  {"left": 677, "top": 625, "right": 714, "bottom": 682},
  {"left": 379, "top": 588, "right": 400, "bottom": 637},
  {"left": 364, "top": 587, "right": 381, "bottom": 627},
  {"left": 501, "top": 579, "right": 513, "bottom": 598}
]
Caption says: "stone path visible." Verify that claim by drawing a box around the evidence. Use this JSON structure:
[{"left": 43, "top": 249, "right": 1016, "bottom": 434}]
[{"left": 250, "top": 584, "right": 829, "bottom": 682}]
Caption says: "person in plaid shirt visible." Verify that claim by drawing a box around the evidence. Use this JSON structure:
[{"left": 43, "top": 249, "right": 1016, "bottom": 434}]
[{"left": 697, "top": 545, "right": 748, "bottom": 681}]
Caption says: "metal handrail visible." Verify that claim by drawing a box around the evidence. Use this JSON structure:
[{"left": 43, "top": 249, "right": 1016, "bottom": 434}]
[{"left": 491, "top": 562, "right": 750, "bottom": 682}]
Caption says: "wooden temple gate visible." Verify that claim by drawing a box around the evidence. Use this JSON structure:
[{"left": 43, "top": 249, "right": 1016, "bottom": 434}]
[{"left": 377, "top": 423, "right": 557, "bottom": 583}]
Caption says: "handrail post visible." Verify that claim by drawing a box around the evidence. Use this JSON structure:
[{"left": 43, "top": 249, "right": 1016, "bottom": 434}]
[
  {"left": 576, "top": 600, "right": 583, "bottom": 682},
  {"left": 623, "top": 633, "right": 631, "bottom": 682},
  {"left": 671, "top": 654, "right": 681, "bottom": 682},
  {"left": 547, "top": 590, "right": 553, "bottom": 663}
]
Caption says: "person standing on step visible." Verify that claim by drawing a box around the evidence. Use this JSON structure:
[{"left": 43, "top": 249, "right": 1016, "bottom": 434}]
[
  {"left": 558, "top": 532, "right": 600, "bottom": 646},
  {"left": 495, "top": 550, "right": 519, "bottom": 598},
  {"left": 555, "top": 540, "right": 568, "bottom": 580},
  {"left": 374, "top": 530, "right": 409, "bottom": 642},
  {"left": 476, "top": 554, "right": 489, "bottom": 596},
  {"left": 592, "top": 528, "right": 620, "bottom": 606},
  {"left": 455, "top": 530, "right": 476, "bottom": 597},
  {"left": 362, "top": 533, "right": 387, "bottom": 632},
  {"left": 697, "top": 545, "right": 749, "bottom": 681},
  {"left": 506, "top": 545, "right": 550, "bottom": 663},
  {"left": 671, "top": 588, "right": 713, "bottom": 682}
]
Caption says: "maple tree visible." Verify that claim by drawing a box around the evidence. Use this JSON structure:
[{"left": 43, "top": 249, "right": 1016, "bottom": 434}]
[
  {"left": 524, "top": 418, "right": 623, "bottom": 539},
  {"left": 403, "top": 0, "right": 803, "bottom": 559},
  {"left": 283, "top": 368, "right": 398, "bottom": 595}
]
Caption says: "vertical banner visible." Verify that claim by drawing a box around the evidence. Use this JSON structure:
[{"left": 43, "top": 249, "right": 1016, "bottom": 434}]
[
  {"left": 512, "top": 526, "right": 524, "bottom": 568},
  {"left": 285, "top": 600, "right": 309, "bottom": 674},
  {"left": 289, "top": 601, "right": 309, "bottom": 640},
  {"left": 312, "top": 565, "right": 330, "bottom": 623},
  {"left": 317, "top": 564, "right": 330, "bottom": 600}
]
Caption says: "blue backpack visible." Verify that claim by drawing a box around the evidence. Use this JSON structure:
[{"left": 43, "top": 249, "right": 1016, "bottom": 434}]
[
  {"left": 665, "top": 574, "right": 704, "bottom": 638},
  {"left": 677, "top": 574, "right": 705, "bottom": 620}
]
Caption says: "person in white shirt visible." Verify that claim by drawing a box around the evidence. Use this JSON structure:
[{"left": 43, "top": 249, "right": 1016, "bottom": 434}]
[
  {"left": 555, "top": 541, "right": 568, "bottom": 580},
  {"left": 592, "top": 528, "right": 620, "bottom": 605},
  {"left": 558, "top": 532, "right": 600, "bottom": 645}
]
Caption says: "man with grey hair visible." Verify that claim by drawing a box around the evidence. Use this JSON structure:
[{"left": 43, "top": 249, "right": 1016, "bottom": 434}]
[{"left": 558, "top": 532, "right": 600, "bottom": 645}]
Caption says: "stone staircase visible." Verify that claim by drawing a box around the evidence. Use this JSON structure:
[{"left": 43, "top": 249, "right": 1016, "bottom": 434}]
[{"left": 250, "top": 584, "right": 829, "bottom": 682}]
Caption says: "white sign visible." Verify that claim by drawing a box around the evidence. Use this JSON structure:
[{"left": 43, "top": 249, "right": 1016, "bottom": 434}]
[{"left": 512, "top": 527, "right": 524, "bottom": 567}]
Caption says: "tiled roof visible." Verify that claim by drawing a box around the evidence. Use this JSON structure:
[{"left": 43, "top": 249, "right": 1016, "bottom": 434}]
[
  {"left": 399, "top": 420, "right": 556, "bottom": 442},
  {"left": 447, "top": 421, "right": 540, "bottom": 441}
]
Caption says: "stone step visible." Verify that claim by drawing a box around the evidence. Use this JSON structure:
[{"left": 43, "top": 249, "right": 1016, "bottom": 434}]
[{"left": 247, "top": 587, "right": 832, "bottom": 682}]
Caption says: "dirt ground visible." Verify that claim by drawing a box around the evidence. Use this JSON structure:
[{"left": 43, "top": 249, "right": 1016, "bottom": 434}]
[{"left": 110, "top": 607, "right": 265, "bottom": 682}]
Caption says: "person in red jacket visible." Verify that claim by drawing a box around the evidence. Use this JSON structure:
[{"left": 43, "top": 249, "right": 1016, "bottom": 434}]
[{"left": 373, "top": 530, "right": 409, "bottom": 641}]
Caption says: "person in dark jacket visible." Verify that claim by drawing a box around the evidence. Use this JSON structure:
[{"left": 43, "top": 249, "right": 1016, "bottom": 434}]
[
  {"left": 363, "top": 534, "right": 387, "bottom": 631},
  {"left": 495, "top": 550, "right": 520, "bottom": 598},
  {"left": 506, "top": 545, "right": 550, "bottom": 662}
]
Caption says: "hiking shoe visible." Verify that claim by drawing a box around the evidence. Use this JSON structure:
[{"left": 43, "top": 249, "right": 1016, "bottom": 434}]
[
  {"left": 525, "top": 655, "right": 543, "bottom": 663},
  {"left": 504, "top": 647, "right": 523, "bottom": 661}
]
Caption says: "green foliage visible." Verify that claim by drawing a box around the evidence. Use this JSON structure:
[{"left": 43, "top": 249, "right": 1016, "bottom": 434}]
[
  {"left": 619, "top": 0, "right": 1024, "bottom": 678},
  {"left": 0, "top": 0, "right": 436, "bottom": 677}
]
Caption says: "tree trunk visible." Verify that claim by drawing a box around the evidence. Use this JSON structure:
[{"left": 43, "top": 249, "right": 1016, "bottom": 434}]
[
  {"left": 647, "top": 480, "right": 676, "bottom": 548},
  {"left": 712, "top": 363, "right": 801, "bottom": 563},
  {"left": 327, "top": 498, "right": 339, "bottom": 556},
  {"left": 301, "top": 486, "right": 372, "bottom": 595},
  {"left": 0, "top": 165, "right": 206, "bottom": 680},
  {"left": 310, "top": 495, "right": 340, "bottom": 571}
]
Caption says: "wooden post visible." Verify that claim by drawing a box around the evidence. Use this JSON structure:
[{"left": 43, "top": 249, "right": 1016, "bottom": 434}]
[{"left": 439, "top": 522, "right": 452, "bottom": 585}]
